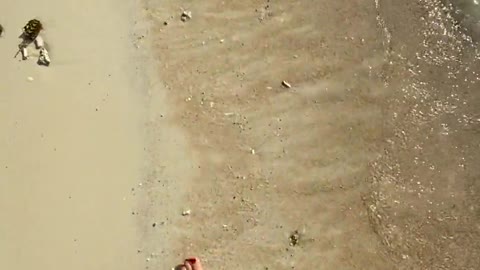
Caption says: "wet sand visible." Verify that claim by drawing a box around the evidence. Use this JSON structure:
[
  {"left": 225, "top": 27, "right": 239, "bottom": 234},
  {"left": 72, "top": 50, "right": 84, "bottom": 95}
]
[
  {"left": 0, "top": 1, "right": 146, "bottom": 269},
  {"left": 141, "top": 0, "right": 480, "bottom": 269}
]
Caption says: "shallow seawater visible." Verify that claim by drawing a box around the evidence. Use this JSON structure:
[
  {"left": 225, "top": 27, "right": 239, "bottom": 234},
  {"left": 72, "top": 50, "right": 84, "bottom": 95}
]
[
  {"left": 445, "top": 0, "right": 480, "bottom": 39},
  {"left": 367, "top": 0, "right": 480, "bottom": 269}
]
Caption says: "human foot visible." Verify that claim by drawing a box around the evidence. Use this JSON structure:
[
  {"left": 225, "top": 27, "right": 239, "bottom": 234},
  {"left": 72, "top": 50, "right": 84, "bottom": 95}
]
[{"left": 175, "top": 257, "right": 203, "bottom": 270}]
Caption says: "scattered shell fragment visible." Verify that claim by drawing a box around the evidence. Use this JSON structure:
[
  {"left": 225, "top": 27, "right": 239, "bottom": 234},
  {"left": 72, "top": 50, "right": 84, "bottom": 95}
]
[
  {"left": 282, "top": 81, "right": 292, "bottom": 88},
  {"left": 181, "top": 11, "right": 192, "bottom": 22},
  {"left": 27, "top": 76, "right": 34, "bottom": 82},
  {"left": 182, "top": 209, "right": 191, "bottom": 216}
]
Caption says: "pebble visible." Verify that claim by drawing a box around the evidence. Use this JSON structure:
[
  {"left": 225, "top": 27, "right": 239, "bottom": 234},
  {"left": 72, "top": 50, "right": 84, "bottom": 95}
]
[
  {"left": 289, "top": 230, "right": 301, "bottom": 246},
  {"left": 27, "top": 77, "right": 34, "bottom": 82},
  {"left": 182, "top": 209, "right": 191, "bottom": 216}
]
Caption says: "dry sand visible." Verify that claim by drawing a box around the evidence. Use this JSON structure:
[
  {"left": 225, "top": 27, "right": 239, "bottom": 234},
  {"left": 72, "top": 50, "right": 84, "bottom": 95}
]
[
  {"left": 0, "top": 0, "right": 151, "bottom": 269},
  {"left": 2, "top": 0, "right": 480, "bottom": 270}
]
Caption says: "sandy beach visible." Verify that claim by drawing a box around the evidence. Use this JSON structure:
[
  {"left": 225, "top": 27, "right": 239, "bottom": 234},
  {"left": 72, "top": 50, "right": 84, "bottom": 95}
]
[
  {"left": 1, "top": 0, "right": 480, "bottom": 270},
  {"left": 0, "top": 0, "right": 148, "bottom": 269}
]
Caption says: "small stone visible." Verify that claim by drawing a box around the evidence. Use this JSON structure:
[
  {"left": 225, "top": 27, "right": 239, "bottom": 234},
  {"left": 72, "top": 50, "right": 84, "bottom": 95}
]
[
  {"left": 220, "top": 39, "right": 225, "bottom": 43},
  {"left": 182, "top": 209, "right": 191, "bottom": 216},
  {"left": 250, "top": 148, "right": 255, "bottom": 155},
  {"left": 282, "top": 81, "right": 292, "bottom": 88},
  {"left": 289, "top": 230, "right": 301, "bottom": 246},
  {"left": 181, "top": 11, "right": 192, "bottom": 22},
  {"left": 152, "top": 222, "right": 157, "bottom": 227},
  {"left": 163, "top": 21, "right": 168, "bottom": 26},
  {"left": 27, "top": 77, "right": 34, "bottom": 82}
]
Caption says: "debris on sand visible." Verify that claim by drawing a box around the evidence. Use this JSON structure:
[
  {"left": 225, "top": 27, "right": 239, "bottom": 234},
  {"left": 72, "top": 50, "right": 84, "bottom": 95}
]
[
  {"left": 282, "top": 80, "right": 292, "bottom": 88},
  {"left": 34, "top": 35, "right": 44, "bottom": 49},
  {"left": 289, "top": 230, "right": 301, "bottom": 246},
  {"left": 182, "top": 209, "right": 191, "bottom": 216},
  {"left": 15, "top": 19, "right": 51, "bottom": 66},
  {"left": 0, "top": 24, "right": 3, "bottom": 37},
  {"left": 18, "top": 45, "right": 29, "bottom": 60},
  {"left": 37, "top": 47, "right": 51, "bottom": 66},
  {"left": 181, "top": 11, "right": 192, "bottom": 22},
  {"left": 22, "top": 19, "right": 43, "bottom": 42}
]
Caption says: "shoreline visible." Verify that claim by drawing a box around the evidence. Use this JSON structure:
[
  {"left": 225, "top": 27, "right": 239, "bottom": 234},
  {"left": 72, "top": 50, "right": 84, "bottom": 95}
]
[{"left": 130, "top": 3, "right": 199, "bottom": 267}]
